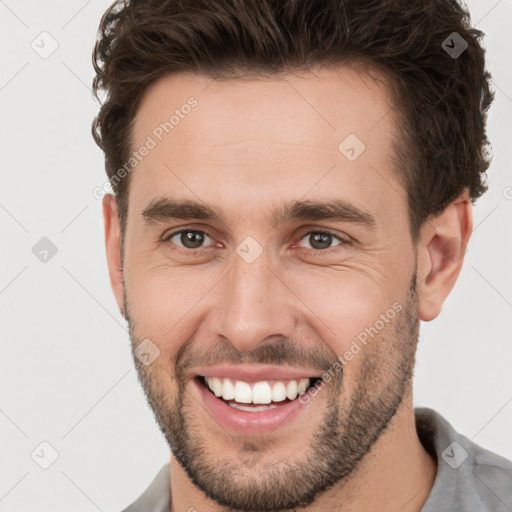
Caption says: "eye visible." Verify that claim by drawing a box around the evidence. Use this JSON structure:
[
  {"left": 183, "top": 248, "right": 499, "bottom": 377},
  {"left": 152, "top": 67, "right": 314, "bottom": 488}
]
[
  {"left": 296, "top": 230, "right": 347, "bottom": 251},
  {"left": 164, "top": 229, "right": 216, "bottom": 250},
  {"left": 161, "top": 228, "right": 349, "bottom": 256}
]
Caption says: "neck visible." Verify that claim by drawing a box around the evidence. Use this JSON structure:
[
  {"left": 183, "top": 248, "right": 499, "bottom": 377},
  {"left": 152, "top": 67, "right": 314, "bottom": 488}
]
[{"left": 169, "top": 386, "right": 437, "bottom": 512}]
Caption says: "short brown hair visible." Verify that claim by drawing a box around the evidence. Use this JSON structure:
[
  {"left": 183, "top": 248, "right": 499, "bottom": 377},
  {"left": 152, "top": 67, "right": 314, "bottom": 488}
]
[{"left": 92, "top": 0, "right": 494, "bottom": 241}]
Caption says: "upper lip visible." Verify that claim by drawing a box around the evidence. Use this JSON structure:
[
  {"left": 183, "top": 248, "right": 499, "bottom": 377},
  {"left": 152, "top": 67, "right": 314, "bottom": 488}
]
[{"left": 190, "top": 365, "right": 322, "bottom": 382}]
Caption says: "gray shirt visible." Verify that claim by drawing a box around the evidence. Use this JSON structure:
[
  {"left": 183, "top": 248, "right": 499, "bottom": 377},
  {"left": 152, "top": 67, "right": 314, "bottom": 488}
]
[{"left": 122, "top": 407, "right": 512, "bottom": 511}]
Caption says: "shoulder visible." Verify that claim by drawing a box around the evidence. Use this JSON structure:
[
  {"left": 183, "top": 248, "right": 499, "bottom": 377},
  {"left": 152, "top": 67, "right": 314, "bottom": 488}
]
[
  {"left": 416, "top": 407, "right": 512, "bottom": 512},
  {"left": 121, "top": 463, "right": 171, "bottom": 512}
]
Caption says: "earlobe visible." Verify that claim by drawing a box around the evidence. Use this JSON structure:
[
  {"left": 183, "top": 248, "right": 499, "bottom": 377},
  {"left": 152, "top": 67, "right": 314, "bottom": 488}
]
[
  {"left": 102, "top": 194, "right": 125, "bottom": 318},
  {"left": 417, "top": 190, "right": 473, "bottom": 322}
]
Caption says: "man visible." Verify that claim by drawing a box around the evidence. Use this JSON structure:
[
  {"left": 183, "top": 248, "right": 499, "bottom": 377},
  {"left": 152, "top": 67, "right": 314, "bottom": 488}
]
[{"left": 92, "top": 0, "right": 512, "bottom": 510}]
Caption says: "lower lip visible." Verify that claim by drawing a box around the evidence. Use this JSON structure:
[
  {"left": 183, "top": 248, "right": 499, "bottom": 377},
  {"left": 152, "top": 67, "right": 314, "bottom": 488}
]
[{"left": 192, "top": 377, "right": 311, "bottom": 435}]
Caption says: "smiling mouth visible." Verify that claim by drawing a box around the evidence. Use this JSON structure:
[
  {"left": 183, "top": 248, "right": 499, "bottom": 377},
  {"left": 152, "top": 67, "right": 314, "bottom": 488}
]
[{"left": 196, "top": 375, "right": 322, "bottom": 411}]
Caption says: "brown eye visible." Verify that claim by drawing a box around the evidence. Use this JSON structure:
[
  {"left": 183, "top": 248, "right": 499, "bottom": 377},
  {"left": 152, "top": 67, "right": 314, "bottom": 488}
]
[
  {"left": 166, "top": 230, "right": 214, "bottom": 250},
  {"left": 297, "top": 231, "right": 346, "bottom": 251}
]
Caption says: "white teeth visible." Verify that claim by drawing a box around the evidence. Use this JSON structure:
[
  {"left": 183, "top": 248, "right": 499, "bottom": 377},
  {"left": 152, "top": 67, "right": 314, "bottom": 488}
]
[
  {"left": 271, "top": 382, "right": 287, "bottom": 402},
  {"left": 229, "top": 403, "right": 278, "bottom": 412},
  {"left": 221, "top": 379, "right": 235, "bottom": 400},
  {"left": 234, "top": 381, "right": 253, "bottom": 403},
  {"left": 297, "top": 379, "right": 308, "bottom": 394},
  {"left": 286, "top": 380, "right": 298, "bottom": 400},
  {"left": 211, "top": 377, "right": 223, "bottom": 397},
  {"left": 204, "top": 377, "right": 311, "bottom": 404},
  {"left": 252, "top": 382, "right": 272, "bottom": 404}
]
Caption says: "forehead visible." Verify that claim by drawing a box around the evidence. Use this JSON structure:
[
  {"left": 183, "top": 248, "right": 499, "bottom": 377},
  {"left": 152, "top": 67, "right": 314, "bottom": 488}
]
[{"left": 129, "top": 65, "right": 406, "bottom": 229}]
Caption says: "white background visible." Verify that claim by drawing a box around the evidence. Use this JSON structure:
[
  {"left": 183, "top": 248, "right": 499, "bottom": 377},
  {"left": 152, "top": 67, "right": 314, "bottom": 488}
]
[{"left": 0, "top": 0, "right": 511, "bottom": 510}]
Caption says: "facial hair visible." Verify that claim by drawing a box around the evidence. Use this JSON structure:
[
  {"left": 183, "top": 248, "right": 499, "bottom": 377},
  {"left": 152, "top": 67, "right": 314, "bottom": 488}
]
[{"left": 125, "top": 271, "right": 419, "bottom": 511}]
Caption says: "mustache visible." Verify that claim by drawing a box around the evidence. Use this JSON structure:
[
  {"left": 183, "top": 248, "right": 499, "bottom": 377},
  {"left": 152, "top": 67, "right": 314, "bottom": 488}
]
[{"left": 173, "top": 336, "right": 340, "bottom": 376}]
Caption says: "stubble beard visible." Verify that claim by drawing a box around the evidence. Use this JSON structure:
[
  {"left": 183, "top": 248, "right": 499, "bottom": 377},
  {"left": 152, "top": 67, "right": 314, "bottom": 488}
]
[{"left": 126, "top": 272, "right": 419, "bottom": 511}]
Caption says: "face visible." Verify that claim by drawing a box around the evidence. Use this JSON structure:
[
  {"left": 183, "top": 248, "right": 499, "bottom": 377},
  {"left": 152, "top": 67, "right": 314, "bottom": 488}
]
[{"left": 119, "top": 66, "right": 421, "bottom": 510}]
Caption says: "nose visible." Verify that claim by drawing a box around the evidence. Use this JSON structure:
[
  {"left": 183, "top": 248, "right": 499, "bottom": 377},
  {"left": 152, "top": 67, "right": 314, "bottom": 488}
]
[{"left": 211, "top": 250, "right": 296, "bottom": 352}]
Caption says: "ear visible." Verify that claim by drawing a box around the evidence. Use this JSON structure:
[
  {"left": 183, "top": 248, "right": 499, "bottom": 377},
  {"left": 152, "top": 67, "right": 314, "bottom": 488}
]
[
  {"left": 102, "top": 194, "right": 125, "bottom": 318},
  {"left": 416, "top": 189, "right": 473, "bottom": 322}
]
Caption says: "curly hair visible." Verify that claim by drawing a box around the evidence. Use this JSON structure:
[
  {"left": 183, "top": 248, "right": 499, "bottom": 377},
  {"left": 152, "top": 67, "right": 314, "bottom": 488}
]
[{"left": 92, "top": 0, "right": 494, "bottom": 241}]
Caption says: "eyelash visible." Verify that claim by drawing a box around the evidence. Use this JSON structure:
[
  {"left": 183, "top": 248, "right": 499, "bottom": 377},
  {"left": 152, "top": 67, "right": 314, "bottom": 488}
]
[{"left": 162, "top": 228, "right": 349, "bottom": 256}]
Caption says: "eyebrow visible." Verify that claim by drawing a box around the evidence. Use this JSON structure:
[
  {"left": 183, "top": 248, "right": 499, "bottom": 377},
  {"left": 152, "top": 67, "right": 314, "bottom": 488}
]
[
  {"left": 272, "top": 199, "right": 376, "bottom": 229},
  {"left": 142, "top": 197, "right": 377, "bottom": 230}
]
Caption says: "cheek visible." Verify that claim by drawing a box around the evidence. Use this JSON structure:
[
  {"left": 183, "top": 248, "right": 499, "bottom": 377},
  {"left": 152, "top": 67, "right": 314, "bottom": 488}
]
[
  {"left": 289, "top": 269, "right": 402, "bottom": 355},
  {"left": 124, "top": 262, "right": 219, "bottom": 349}
]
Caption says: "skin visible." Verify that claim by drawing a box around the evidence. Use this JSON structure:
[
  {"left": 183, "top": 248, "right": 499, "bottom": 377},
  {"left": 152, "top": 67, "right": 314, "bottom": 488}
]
[{"left": 103, "top": 65, "right": 473, "bottom": 511}]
